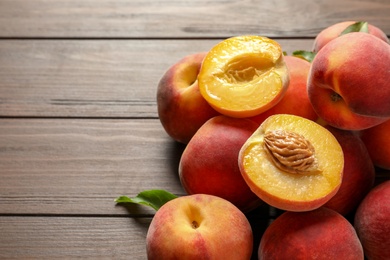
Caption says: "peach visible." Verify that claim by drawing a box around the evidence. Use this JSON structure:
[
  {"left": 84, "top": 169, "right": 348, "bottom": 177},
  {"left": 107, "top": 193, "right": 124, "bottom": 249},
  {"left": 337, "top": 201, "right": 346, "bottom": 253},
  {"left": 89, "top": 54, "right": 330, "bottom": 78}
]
[
  {"left": 179, "top": 115, "right": 262, "bottom": 213},
  {"left": 313, "top": 21, "right": 389, "bottom": 52},
  {"left": 239, "top": 114, "right": 344, "bottom": 212},
  {"left": 307, "top": 32, "right": 390, "bottom": 130},
  {"left": 157, "top": 52, "right": 219, "bottom": 144},
  {"left": 258, "top": 207, "right": 364, "bottom": 259},
  {"left": 354, "top": 180, "right": 390, "bottom": 260},
  {"left": 250, "top": 55, "right": 318, "bottom": 125},
  {"left": 198, "top": 35, "right": 289, "bottom": 118},
  {"left": 146, "top": 194, "right": 253, "bottom": 260},
  {"left": 360, "top": 119, "right": 390, "bottom": 170},
  {"left": 323, "top": 126, "right": 375, "bottom": 216}
]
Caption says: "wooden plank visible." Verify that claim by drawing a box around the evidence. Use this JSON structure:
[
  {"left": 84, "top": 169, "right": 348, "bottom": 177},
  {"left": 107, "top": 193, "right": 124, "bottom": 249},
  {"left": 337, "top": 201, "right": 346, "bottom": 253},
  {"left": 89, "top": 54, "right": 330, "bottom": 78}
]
[
  {"left": 0, "top": 216, "right": 151, "bottom": 259},
  {"left": 0, "top": 39, "right": 313, "bottom": 118},
  {"left": 0, "top": 118, "right": 186, "bottom": 215},
  {"left": 0, "top": 0, "right": 389, "bottom": 38}
]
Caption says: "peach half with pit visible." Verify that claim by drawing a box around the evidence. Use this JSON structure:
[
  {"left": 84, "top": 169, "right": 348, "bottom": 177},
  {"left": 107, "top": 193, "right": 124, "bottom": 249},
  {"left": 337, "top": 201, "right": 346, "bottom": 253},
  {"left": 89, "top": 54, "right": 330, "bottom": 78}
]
[
  {"left": 198, "top": 35, "right": 289, "bottom": 118},
  {"left": 157, "top": 52, "right": 220, "bottom": 144},
  {"left": 307, "top": 32, "right": 390, "bottom": 130},
  {"left": 238, "top": 114, "right": 344, "bottom": 212},
  {"left": 146, "top": 194, "right": 253, "bottom": 260}
]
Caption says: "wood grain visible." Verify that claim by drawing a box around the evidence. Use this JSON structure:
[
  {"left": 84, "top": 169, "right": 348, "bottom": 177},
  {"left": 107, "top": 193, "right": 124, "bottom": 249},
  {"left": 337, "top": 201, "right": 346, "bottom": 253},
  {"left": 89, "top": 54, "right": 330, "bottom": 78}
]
[
  {"left": 0, "top": 118, "right": 186, "bottom": 215},
  {"left": 0, "top": 216, "right": 151, "bottom": 259},
  {"left": 0, "top": 39, "right": 313, "bottom": 117},
  {"left": 0, "top": 0, "right": 389, "bottom": 38}
]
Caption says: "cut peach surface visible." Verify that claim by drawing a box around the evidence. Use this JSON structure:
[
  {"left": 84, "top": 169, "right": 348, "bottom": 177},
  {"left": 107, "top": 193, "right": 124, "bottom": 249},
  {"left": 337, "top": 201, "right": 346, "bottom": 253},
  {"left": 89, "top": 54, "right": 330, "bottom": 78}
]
[
  {"left": 239, "top": 114, "right": 344, "bottom": 211},
  {"left": 198, "top": 35, "right": 289, "bottom": 118}
]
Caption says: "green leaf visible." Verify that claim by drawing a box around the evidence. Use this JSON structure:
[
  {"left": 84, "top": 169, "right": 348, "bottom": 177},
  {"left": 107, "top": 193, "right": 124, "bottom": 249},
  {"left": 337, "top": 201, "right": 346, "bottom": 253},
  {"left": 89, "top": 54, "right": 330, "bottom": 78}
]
[
  {"left": 115, "top": 189, "right": 178, "bottom": 211},
  {"left": 292, "top": 50, "right": 316, "bottom": 63},
  {"left": 340, "top": 21, "right": 369, "bottom": 35}
]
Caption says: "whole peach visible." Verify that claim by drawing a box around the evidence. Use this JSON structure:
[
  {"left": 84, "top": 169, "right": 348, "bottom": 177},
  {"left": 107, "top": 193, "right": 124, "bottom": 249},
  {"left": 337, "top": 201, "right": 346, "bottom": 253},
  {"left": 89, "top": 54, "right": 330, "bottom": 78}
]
[
  {"left": 324, "top": 126, "right": 375, "bottom": 216},
  {"left": 157, "top": 52, "right": 219, "bottom": 144},
  {"left": 360, "top": 119, "right": 390, "bottom": 170},
  {"left": 146, "top": 194, "right": 253, "bottom": 260},
  {"left": 307, "top": 32, "right": 390, "bottom": 130},
  {"left": 179, "top": 115, "right": 262, "bottom": 213},
  {"left": 354, "top": 180, "right": 390, "bottom": 260},
  {"left": 258, "top": 207, "right": 364, "bottom": 260},
  {"left": 250, "top": 55, "right": 318, "bottom": 125},
  {"left": 313, "top": 21, "right": 389, "bottom": 52}
]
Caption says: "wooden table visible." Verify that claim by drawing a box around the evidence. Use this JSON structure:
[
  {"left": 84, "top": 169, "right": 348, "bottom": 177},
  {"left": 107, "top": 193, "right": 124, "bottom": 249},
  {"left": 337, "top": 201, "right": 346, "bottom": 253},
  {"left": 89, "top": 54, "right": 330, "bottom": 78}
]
[{"left": 0, "top": 1, "right": 389, "bottom": 259}]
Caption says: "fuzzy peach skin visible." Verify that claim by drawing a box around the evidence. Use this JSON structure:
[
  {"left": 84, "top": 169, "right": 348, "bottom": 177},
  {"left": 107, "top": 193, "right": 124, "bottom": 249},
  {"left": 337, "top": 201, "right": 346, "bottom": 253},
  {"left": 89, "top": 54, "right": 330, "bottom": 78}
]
[
  {"left": 146, "top": 194, "right": 253, "bottom": 260},
  {"left": 250, "top": 55, "right": 318, "bottom": 125},
  {"left": 313, "top": 21, "right": 389, "bottom": 52},
  {"left": 360, "top": 119, "right": 390, "bottom": 170},
  {"left": 323, "top": 126, "right": 375, "bottom": 216},
  {"left": 179, "top": 115, "right": 262, "bottom": 213},
  {"left": 307, "top": 32, "right": 390, "bottom": 130},
  {"left": 157, "top": 52, "right": 220, "bottom": 144},
  {"left": 354, "top": 180, "right": 390, "bottom": 260},
  {"left": 258, "top": 207, "right": 364, "bottom": 260}
]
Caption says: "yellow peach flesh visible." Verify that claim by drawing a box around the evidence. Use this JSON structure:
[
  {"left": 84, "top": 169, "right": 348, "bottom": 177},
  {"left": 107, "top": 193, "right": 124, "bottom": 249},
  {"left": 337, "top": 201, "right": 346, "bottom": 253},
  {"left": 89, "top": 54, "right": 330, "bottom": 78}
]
[
  {"left": 239, "top": 114, "right": 344, "bottom": 210},
  {"left": 198, "top": 36, "right": 289, "bottom": 118}
]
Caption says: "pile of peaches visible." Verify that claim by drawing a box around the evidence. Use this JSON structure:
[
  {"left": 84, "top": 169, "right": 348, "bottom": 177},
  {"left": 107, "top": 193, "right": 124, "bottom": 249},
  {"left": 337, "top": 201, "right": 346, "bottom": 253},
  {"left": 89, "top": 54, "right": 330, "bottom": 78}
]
[{"left": 152, "top": 21, "right": 390, "bottom": 259}]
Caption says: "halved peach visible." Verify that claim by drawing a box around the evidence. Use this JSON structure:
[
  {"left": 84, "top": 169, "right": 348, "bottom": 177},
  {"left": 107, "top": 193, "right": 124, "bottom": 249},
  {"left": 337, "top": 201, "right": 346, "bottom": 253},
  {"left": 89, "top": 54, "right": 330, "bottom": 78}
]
[
  {"left": 198, "top": 35, "right": 289, "bottom": 118},
  {"left": 238, "top": 114, "right": 344, "bottom": 211}
]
